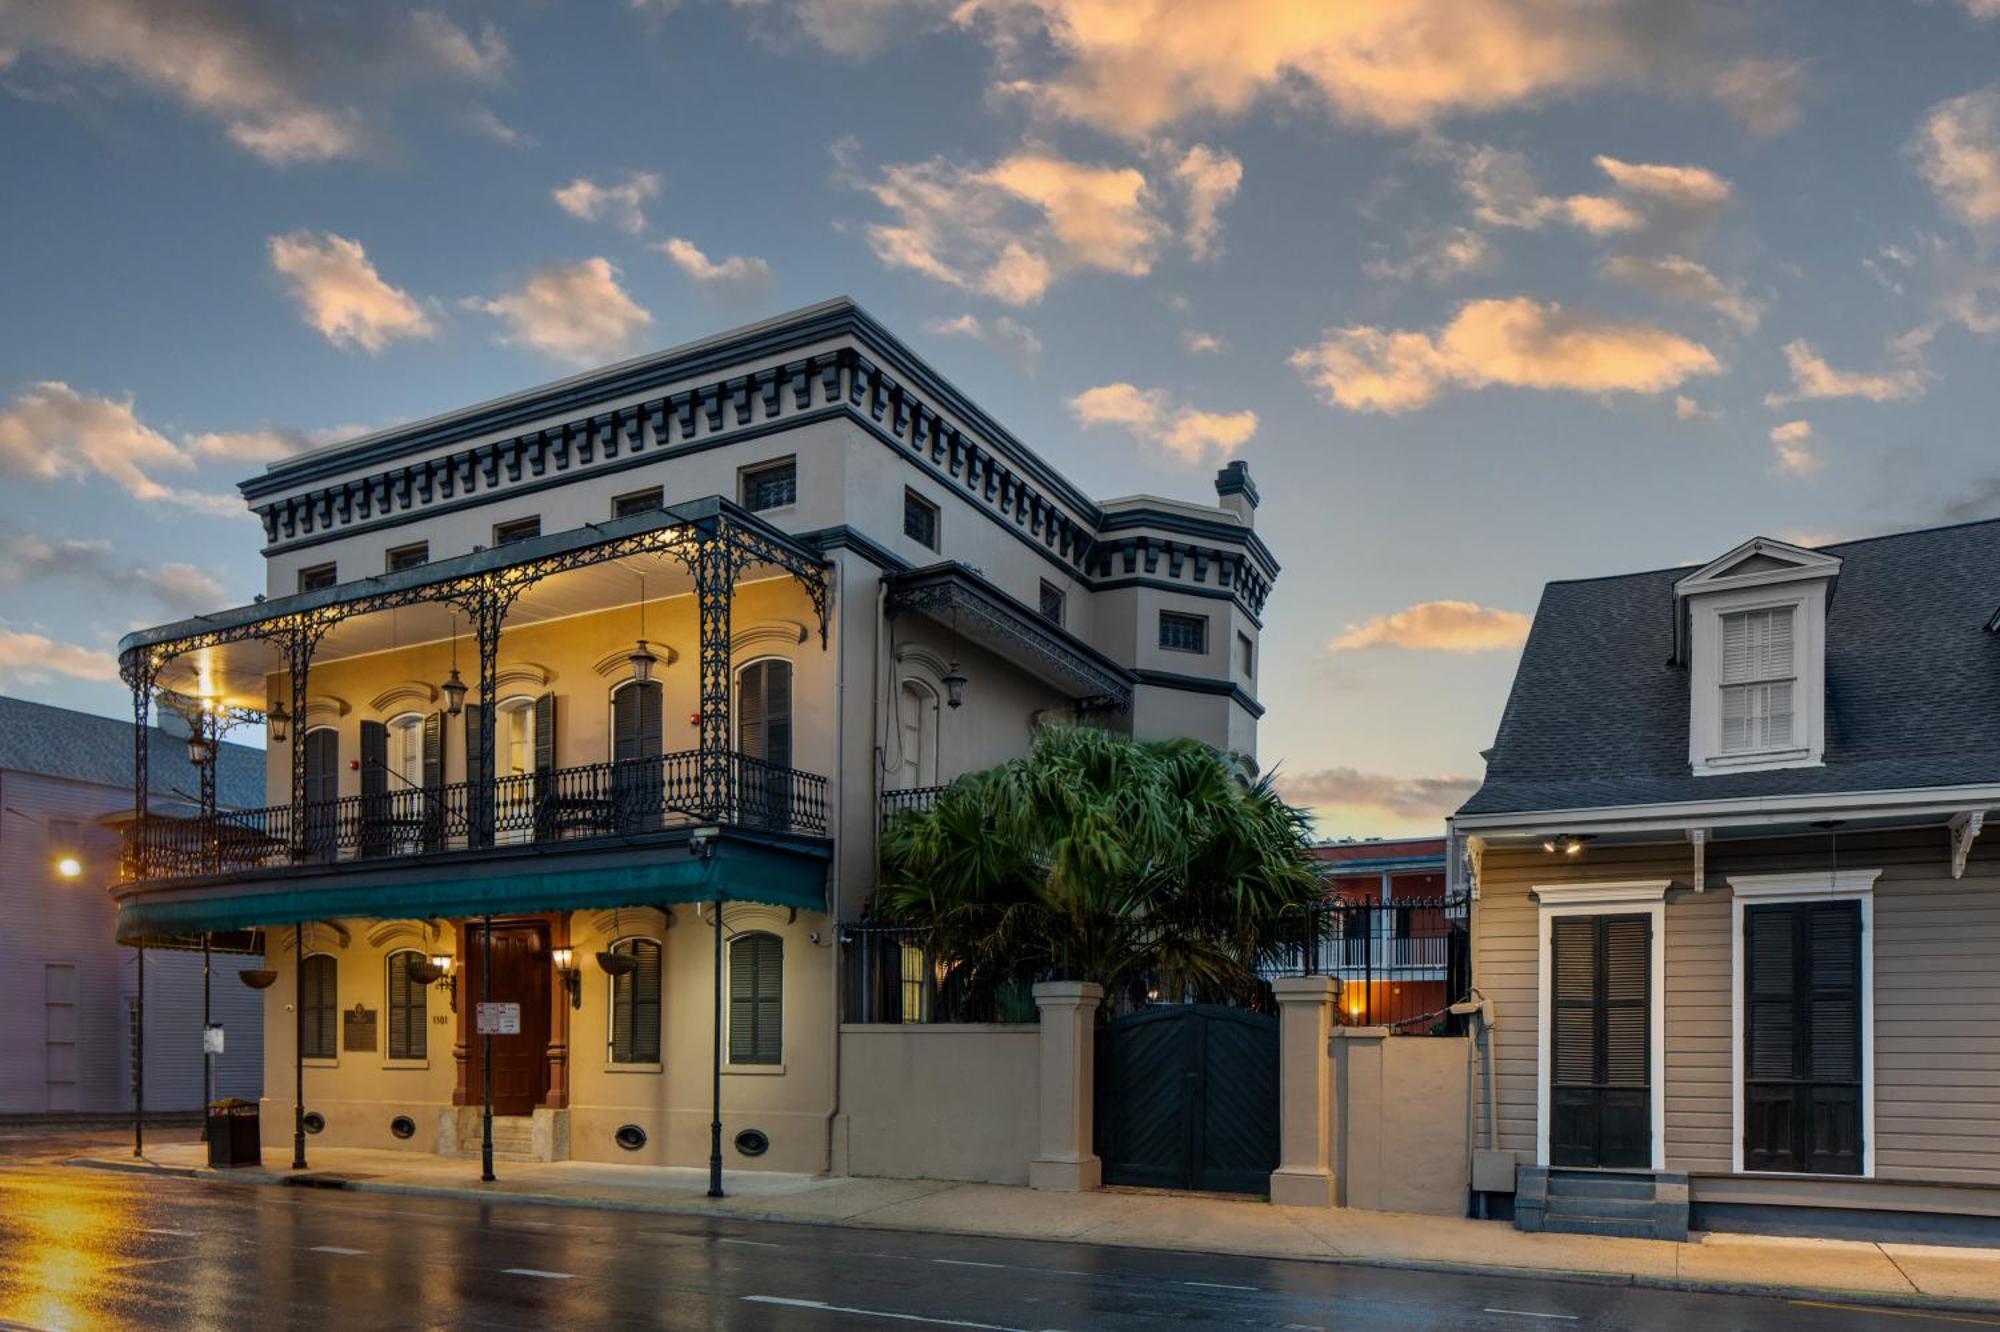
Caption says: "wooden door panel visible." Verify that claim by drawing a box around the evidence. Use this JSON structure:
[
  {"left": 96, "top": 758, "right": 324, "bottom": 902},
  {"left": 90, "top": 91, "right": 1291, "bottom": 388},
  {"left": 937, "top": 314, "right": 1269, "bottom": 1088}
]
[
  {"left": 465, "top": 923, "right": 552, "bottom": 1116},
  {"left": 1548, "top": 913, "right": 1651, "bottom": 1169}
]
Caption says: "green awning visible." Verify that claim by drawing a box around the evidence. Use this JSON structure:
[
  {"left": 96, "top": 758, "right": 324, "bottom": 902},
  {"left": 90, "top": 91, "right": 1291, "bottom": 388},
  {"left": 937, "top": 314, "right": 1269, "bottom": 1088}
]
[{"left": 114, "top": 836, "right": 828, "bottom": 941}]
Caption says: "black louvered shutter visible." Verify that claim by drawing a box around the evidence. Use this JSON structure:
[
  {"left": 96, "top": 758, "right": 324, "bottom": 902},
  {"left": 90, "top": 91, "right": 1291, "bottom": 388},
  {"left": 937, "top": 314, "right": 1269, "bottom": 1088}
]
[
  {"left": 739, "top": 664, "right": 768, "bottom": 763},
  {"left": 1744, "top": 901, "right": 1862, "bottom": 1174},
  {"left": 1549, "top": 913, "right": 1650, "bottom": 1168},
  {"left": 730, "top": 933, "right": 783, "bottom": 1065},
  {"left": 421, "top": 712, "right": 443, "bottom": 850},
  {"left": 611, "top": 939, "right": 662, "bottom": 1064},
  {"left": 303, "top": 728, "right": 339, "bottom": 861},
  {"left": 464, "top": 704, "right": 489, "bottom": 845},
  {"left": 302, "top": 953, "right": 337, "bottom": 1059},
  {"left": 612, "top": 682, "right": 662, "bottom": 832},
  {"left": 388, "top": 953, "right": 425, "bottom": 1060},
  {"left": 359, "top": 720, "right": 388, "bottom": 857},
  {"left": 533, "top": 693, "right": 558, "bottom": 839}
]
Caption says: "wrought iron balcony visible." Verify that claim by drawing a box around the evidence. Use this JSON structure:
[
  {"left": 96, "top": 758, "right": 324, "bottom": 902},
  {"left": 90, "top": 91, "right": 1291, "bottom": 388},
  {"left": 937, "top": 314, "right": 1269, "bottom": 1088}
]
[
  {"left": 878, "top": 784, "right": 949, "bottom": 823},
  {"left": 123, "top": 750, "right": 828, "bottom": 884}
]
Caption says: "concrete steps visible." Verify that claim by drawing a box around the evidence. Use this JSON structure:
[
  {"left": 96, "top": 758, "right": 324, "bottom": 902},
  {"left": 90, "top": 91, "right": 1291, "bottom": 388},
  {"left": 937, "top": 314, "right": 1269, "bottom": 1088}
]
[
  {"left": 453, "top": 1116, "right": 538, "bottom": 1163},
  {"left": 1515, "top": 1168, "right": 1690, "bottom": 1241}
]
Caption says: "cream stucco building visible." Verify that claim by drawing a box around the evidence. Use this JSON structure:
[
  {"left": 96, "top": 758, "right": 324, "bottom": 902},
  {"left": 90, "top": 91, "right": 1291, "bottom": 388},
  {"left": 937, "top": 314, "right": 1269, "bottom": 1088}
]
[{"left": 110, "top": 299, "right": 1279, "bottom": 1176}]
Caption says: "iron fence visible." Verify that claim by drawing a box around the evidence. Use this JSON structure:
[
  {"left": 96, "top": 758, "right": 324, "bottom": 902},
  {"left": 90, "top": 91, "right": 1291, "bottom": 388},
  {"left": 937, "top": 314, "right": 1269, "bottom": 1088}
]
[
  {"left": 840, "top": 924, "right": 1041, "bottom": 1024},
  {"left": 878, "top": 784, "right": 950, "bottom": 824},
  {"left": 126, "top": 749, "right": 829, "bottom": 881},
  {"left": 1273, "top": 895, "right": 1472, "bottom": 1034}
]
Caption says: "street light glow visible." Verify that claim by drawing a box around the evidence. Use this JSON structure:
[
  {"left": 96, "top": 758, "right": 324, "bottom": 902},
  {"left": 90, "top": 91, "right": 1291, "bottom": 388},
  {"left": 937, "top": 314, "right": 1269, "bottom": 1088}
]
[{"left": 54, "top": 856, "right": 82, "bottom": 879}]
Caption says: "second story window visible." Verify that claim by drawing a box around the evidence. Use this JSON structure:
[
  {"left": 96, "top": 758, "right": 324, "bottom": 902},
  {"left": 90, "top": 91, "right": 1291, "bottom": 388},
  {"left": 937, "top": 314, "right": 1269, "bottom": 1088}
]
[
  {"left": 298, "top": 562, "right": 337, "bottom": 593},
  {"left": 493, "top": 516, "right": 541, "bottom": 546},
  {"left": 385, "top": 542, "right": 428, "bottom": 573},
  {"left": 612, "top": 486, "right": 664, "bottom": 518},
  {"left": 903, "top": 489, "right": 939, "bottom": 551},
  {"left": 1039, "top": 580, "right": 1065, "bottom": 626},
  {"left": 741, "top": 459, "right": 796, "bottom": 513},
  {"left": 1238, "top": 631, "right": 1255, "bottom": 678},
  {"left": 1720, "top": 607, "right": 1796, "bottom": 753},
  {"left": 1159, "top": 610, "right": 1208, "bottom": 655}
]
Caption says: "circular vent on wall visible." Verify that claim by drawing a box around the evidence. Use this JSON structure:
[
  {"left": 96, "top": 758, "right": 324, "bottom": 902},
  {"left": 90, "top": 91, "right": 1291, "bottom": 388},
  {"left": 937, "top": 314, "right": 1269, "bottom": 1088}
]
[
  {"left": 733, "top": 1128, "right": 770, "bottom": 1158},
  {"left": 302, "top": 1111, "right": 326, "bottom": 1135},
  {"left": 614, "top": 1124, "right": 648, "bottom": 1151},
  {"left": 389, "top": 1115, "right": 416, "bottom": 1140}
]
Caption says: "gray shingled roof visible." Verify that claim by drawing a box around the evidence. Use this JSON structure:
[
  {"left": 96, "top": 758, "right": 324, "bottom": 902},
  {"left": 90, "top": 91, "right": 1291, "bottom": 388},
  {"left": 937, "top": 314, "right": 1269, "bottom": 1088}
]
[
  {"left": 1459, "top": 517, "right": 2000, "bottom": 817},
  {"left": 0, "top": 696, "right": 264, "bottom": 810}
]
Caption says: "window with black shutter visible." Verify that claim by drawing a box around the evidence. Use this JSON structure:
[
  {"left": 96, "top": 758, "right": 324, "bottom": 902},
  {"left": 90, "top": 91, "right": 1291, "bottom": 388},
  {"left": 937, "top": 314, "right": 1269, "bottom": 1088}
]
[
  {"left": 736, "top": 660, "right": 793, "bottom": 769},
  {"left": 1743, "top": 901, "right": 1863, "bottom": 1174},
  {"left": 903, "top": 489, "right": 939, "bottom": 550},
  {"left": 1549, "top": 913, "right": 1651, "bottom": 1168},
  {"left": 303, "top": 728, "right": 340, "bottom": 862},
  {"left": 611, "top": 679, "right": 663, "bottom": 832},
  {"left": 608, "top": 939, "right": 662, "bottom": 1064},
  {"left": 301, "top": 953, "right": 338, "bottom": 1059},
  {"left": 359, "top": 719, "right": 389, "bottom": 857},
  {"left": 729, "top": 932, "right": 783, "bottom": 1065},
  {"left": 386, "top": 951, "right": 426, "bottom": 1061}
]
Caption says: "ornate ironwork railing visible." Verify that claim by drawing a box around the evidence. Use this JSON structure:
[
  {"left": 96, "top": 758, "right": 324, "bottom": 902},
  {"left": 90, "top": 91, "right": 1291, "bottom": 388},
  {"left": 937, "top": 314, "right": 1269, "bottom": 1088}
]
[
  {"left": 840, "top": 924, "right": 1040, "bottom": 1025},
  {"left": 1269, "top": 896, "right": 1472, "bottom": 1034},
  {"left": 877, "top": 784, "right": 950, "bottom": 823},
  {"left": 123, "top": 749, "right": 828, "bottom": 882}
]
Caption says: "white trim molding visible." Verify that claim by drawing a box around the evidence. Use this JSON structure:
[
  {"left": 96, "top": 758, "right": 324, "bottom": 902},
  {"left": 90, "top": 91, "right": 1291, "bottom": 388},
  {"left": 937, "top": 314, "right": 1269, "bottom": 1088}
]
[
  {"left": 1534, "top": 880, "right": 1670, "bottom": 1172},
  {"left": 1727, "top": 868, "right": 1878, "bottom": 1179},
  {"left": 1951, "top": 811, "right": 1987, "bottom": 880},
  {"left": 1686, "top": 583, "right": 1829, "bottom": 778}
]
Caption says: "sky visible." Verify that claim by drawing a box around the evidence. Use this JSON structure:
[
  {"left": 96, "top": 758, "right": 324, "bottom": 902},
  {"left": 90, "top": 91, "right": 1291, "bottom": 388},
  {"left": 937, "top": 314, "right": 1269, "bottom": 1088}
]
[{"left": 2, "top": 1, "right": 1999, "bottom": 841}]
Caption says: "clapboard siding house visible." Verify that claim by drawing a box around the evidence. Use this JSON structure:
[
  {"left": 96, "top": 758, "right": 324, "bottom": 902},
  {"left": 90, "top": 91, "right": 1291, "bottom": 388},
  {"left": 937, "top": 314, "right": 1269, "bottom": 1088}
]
[{"left": 1451, "top": 521, "right": 2000, "bottom": 1242}]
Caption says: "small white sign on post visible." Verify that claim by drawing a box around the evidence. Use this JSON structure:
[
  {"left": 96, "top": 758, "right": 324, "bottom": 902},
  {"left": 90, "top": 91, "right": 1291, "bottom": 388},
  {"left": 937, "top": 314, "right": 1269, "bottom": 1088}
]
[
  {"left": 203, "top": 1024, "right": 225, "bottom": 1055},
  {"left": 475, "top": 1002, "right": 520, "bottom": 1035}
]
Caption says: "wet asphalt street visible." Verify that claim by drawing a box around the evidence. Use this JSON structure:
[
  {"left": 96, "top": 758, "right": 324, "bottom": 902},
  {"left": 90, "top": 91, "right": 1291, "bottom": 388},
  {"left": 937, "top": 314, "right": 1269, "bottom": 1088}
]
[{"left": 0, "top": 1133, "right": 1986, "bottom": 1330}]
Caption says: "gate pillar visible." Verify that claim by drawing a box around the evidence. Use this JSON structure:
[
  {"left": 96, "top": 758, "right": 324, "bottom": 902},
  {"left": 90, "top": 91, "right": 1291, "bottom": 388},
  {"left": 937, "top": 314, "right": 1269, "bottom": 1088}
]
[
  {"left": 1029, "top": 981, "right": 1104, "bottom": 1192},
  {"left": 1270, "top": 976, "right": 1341, "bottom": 1207}
]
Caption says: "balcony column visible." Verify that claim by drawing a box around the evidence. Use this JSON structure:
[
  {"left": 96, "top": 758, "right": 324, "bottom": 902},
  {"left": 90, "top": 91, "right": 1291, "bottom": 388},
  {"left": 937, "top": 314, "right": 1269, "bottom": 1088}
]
[
  {"left": 124, "top": 654, "right": 156, "bottom": 881},
  {"left": 473, "top": 592, "right": 506, "bottom": 849},
  {"left": 273, "top": 616, "right": 334, "bottom": 862},
  {"left": 693, "top": 537, "right": 738, "bottom": 823}
]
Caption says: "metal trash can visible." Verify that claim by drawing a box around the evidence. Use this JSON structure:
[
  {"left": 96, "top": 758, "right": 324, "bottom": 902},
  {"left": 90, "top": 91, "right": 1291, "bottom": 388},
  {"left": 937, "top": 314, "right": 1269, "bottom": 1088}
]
[{"left": 207, "top": 1098, "right": 261, "bottom": 1168}]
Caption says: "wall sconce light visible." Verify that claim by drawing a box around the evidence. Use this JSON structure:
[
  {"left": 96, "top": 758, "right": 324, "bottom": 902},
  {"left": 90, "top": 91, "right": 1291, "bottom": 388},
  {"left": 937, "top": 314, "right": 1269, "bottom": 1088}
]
[
  {"left": 423, "top": 953, "right": 458, "bottom": 1010},
  {"left": 1540, "top": 834, "right": 1592, "bottom": 857},
  {"left": 552, "top": 946, "right": 581, "bottom": 1008},
  {"left": 266, "top": 700, "right": 290, "bottom": 744},
  {"left": 54, "top": 855, "right": 82, "bottom": 879}
]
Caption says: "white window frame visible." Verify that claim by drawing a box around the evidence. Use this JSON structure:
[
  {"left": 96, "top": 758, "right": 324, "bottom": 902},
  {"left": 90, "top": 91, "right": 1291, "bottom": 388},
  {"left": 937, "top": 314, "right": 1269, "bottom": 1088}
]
[
  {"left": 1727, "top": 869, "right": 1878, "bottom": 1178},
  {"left": 1532, "top": 880, "right": 1669, "bottom": 1171},
  {"left": 1687, "top": 583, "right": 1826, "bottom": 777},
  {"left": 603, "top": 935, "right": 664, "bottom": 1073},
  {"left": 382, "top": 948, "right": 429, "bottom": 1069},
  {"left": 724, "top": 928, "right": 785, "bottom": 1074}
]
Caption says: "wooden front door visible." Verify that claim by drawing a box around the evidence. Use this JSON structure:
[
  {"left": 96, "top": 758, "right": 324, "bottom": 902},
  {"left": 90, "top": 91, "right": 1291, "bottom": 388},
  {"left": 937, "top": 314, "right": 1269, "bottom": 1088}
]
[
  {"left": 1549, "top": 913, "right": 1651, "bottom": 1169},
  {"left": 1743, "top": 901, "right": 1863, "bottom": 1174},
  {"left": 463, "top": 922, "right": 552, "bottom": 1115}
]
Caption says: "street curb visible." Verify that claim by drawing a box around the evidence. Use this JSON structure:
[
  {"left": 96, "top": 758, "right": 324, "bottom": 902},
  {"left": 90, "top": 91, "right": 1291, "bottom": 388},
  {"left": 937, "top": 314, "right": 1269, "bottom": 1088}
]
[{"left": 61, "top": 1156, "right": 2000, "bottom": 1318}]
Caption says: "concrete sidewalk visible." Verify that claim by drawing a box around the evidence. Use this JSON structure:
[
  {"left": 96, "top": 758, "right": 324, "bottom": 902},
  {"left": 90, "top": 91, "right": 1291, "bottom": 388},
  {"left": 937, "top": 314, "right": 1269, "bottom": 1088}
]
[{"left": 70, "top": 1143, "right": 2000, "bottom": 1315}]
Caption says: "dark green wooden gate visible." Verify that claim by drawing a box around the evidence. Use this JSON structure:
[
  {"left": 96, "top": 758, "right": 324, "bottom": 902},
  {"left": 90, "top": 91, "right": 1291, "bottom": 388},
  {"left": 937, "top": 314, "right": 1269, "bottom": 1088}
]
[{"left": 1096, "top": 1004, "right": 1279, "bottom": 1195}]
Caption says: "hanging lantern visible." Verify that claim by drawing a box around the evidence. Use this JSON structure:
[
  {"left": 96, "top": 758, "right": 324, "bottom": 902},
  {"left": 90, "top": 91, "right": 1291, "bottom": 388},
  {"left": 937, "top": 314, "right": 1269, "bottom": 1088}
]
[
  {"left": 441, "top": 666, "right": 468, "bottom": 717},
  {"left": 942, "top": 660, "right": 968, "bottom": 710},
  {"left": 266, "top": 699, "right": 290, "bottom": 744},
  {"left": 628, "top": 640, "right": 659, "bottom": 684},
  {"left": 186, "top": 733, "right": 216, "bottom": 766}
]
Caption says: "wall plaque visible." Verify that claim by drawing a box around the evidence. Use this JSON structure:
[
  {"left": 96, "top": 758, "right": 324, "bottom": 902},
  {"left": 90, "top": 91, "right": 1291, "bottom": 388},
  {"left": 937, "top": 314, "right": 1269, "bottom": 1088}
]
[{"left": 343, "top": 1004, "right": 378, "bottom": 1052}]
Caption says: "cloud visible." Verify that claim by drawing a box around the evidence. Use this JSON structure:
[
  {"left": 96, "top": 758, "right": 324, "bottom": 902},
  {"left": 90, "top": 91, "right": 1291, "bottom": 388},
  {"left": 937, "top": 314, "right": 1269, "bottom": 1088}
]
[
  {"left": 1328, "top": 599, "right": 1530, "bottom": 652},
  {"left": 410, "top": 10, "right": 510, "bottom": 82},
  {"left": 0, "top": 381, "right": 240, "bottom": 515},
  {"left": 949, "top": 0, "right": 1742, "bottom": 137},
  {"left": 474, "top": 258, "right": 653, "bottom": 365},
  {"left": 655, "top": 238, "right": 775, "bottom": 293},
  {"left": 268, "top": 232, "right": 435, "bottom": 353},
  {"left": 1769, "top": 419, "right": 1820, "bottom": 476},
  {"left": 1953, "top": 0, "right": 2000, "bottom": 16},
  {"left": 553, "top": 172, "right": 661, "bottom": 233},
  {"left": 1911, "top": 86, "right": 2000, "bottom": 228},
  {"left": 1764, "top": 339, "right": 1925, "bottom": 406},
  {"left": 1675, "top": 394, "right": 1719, "bottom": 422},
  {"left": 1600, "top": 254, "right": 1763, "bottom": 332},
  {"left": 1363, "top": 226, "right": 1493, "bottom": 285},
  {"left": 461, "top": 108, "right": 534, "bottom": 148},
  {"left": 1290, "top": 297, "right": 1720, "bottom": 413},
  {"left": 1274, "top": 767, "right": 1481, "bottom": 821},
  {"left": 1182, "top": 330, "right": 1228, "bottom": 355},
  {"left": 0, "top": 535, "right": 229, "bottom": 615},
  {"left": 187, "top": 422, "right": 366, "bottom": 462},
  {"left": 1707, "top": 57, "right": 1806, "bottom": 138},
  {"left": 1592, "top": 155, "right": 1733, "bottom": 208},
  {"left": 1872, "top": 232, "right": 2000, "bottom": 353},
  {"left": 1068, "top": 383, "right": 1257, "bottom": 464},
  {"left": 1453, "top": 146, "right": 1728, "bottom": 241},
  {"left": 0, "top": 625, "right": 118, "bottom": 688},
  {"left": 924, "top": 313, "right": 1045, "bottom": 366},
  {"left": 844, "top": 141, "right": 1169, "bottom": 304},
  {"left": 1172, "top": 144, "right": 1243, "bottom": 260}
]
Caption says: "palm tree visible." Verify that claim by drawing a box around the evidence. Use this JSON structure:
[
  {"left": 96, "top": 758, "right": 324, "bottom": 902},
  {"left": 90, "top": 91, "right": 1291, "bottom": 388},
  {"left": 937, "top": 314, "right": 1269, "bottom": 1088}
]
[{"left": 876, "top": 725, "right": 1320, "bottom": 1012}]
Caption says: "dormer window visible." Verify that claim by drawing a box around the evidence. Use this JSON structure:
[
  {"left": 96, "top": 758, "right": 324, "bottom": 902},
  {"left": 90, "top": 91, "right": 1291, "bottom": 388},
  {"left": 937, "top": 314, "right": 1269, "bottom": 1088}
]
[
  {"left": 1719, "top": 607, "right": 1795, "bottom": 753},
  {"left": 1676, "top": 536, "right": 1841, "bottom": 777}
]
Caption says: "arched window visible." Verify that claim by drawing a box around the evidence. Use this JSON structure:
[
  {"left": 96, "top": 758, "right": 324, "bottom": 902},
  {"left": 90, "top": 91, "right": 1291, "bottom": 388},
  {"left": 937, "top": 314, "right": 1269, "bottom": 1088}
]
[
  {"left": 611, "top": 678, "right": 663, "bottom": 832},
  {"left": 736, "top": 660, "right": 793, "bottom": 829},
  {"left": 494, "top": 696, "right": 537, "bottom": 844},
  {"left": 303, "top": 727, "right": 339, "bottom": 861},
  {"left": 607, "top": 938, "right": 662, "bottom": 1064},
  {"left": 728, "top": 932, "right": 783, "bottom": 1065},
  {"left": 385, "top": 949, "right": 427, "bottom": 1061},
  {"left": 301, "top": 953, "right": 338, "bottom": 1059},
  {"left": 894, "top": 679, "right": 938, "bottom": 789}
]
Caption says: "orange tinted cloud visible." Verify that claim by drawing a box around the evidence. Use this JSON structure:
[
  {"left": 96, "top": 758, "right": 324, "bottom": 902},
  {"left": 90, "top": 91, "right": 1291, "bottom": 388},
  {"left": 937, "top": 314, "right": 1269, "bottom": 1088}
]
[{"left": 1328, "top": 599, "right": 1531, "bottom": 652}]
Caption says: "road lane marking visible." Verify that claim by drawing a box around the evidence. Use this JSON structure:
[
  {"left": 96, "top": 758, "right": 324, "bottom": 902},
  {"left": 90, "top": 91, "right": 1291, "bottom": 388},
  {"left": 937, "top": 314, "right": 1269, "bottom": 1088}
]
[
  {"left": 1481, "top": 1311, "right": 1578, "bottom": 1322},
  {"left": 310, "top": 1246, "right": 366, "bottom": 1256},
  {"left": 1791, "top": 1302, "right": 2000, "bottom": 1327},
  {"left": 143, "top": 1228, "right": 194, "bottom": 1237},
  {"left": 503, "top": 1268, "right": 576, "bottom": 1280},
  {"left": 718, "top": 1237, "right": 783, "bottom": 1248},
  {"left": 742, "top": 1296, "right": 1047, "bottom": 1330},
  {"left": 933, "top": 1259, "right": 1008, "bottom": 1269},
  {"left": 1183, "top": 1281, "right": 1259, "bottom": 1291}
]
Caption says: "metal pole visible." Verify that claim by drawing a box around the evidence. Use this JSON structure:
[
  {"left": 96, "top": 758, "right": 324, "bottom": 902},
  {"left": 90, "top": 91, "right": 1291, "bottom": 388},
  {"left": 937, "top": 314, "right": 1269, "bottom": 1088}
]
[
  {"left": 200, "top": 933, "right": 212, "bottom": 1141},
  {"left": 708, "top": 897, "right": 725, "bottom": 1198},
  {"left": 481, "top": 913, "right": 495, "bottom": 1182},
  {"left": 293, "top": 923, "right": 306, "bottom": 1169},
  {"left": 133, "top": 943, "right": 144, "bottom": 1158}
]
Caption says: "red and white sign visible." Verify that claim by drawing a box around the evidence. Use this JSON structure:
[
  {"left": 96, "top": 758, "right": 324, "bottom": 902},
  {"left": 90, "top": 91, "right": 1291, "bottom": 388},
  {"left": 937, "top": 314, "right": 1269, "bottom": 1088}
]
[{"left": 474, "top": 1002, "right": 520, "bottom": 1035}]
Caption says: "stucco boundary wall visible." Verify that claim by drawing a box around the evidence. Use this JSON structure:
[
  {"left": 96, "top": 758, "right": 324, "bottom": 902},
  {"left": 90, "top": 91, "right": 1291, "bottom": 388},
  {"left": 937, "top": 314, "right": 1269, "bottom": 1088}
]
[{"left": 839, "top": 980, "right": 1471, "bottom": 1214}]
